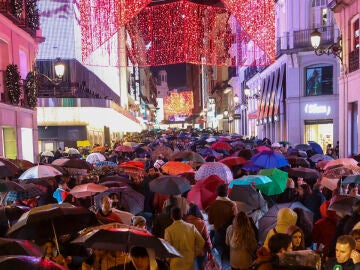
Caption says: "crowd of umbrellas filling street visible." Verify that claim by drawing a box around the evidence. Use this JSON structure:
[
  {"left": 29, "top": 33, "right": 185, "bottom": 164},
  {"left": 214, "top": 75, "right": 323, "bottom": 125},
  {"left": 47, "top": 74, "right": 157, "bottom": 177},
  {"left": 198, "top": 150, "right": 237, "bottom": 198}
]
[{"left": 1, "top": 130, "right": 360, "bottom": 269}]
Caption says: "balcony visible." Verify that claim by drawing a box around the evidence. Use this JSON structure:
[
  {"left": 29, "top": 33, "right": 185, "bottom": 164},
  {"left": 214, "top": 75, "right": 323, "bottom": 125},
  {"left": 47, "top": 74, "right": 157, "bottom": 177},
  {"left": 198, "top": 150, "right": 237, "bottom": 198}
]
[
  {"left": 0, "top": 0, "right": 37, "bottom": 37},
  {"left": 293, "top": 26, "right": 337, "bottom": 50},
  {"left": 349, "top": 48, "right": 359, "bottom": 73}
]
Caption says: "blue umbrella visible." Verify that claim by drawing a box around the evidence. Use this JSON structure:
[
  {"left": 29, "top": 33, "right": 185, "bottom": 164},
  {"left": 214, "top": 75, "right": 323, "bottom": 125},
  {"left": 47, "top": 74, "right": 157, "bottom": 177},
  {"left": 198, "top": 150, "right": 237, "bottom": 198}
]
[
  {"left": 308, "top": 141, "right": 324, "bottom": 155},
  {"left": 229, "top": 175, "right": 272, "bottom": 187},
  {"left": 250, "top": 150, "right": 289, "bottom": 169},
  {"left": 198, "top": 148, "right": 222, "bottom": 158},
  {"left": 241, "top": 161, "right": 261, "bottom": 172}
]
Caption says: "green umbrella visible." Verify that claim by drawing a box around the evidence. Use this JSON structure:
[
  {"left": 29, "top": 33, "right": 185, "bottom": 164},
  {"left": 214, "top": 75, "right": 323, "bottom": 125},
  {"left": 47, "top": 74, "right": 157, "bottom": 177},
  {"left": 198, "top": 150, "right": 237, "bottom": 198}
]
[{"left": 257, "top": 168, "right": 288, "bottom": 196}]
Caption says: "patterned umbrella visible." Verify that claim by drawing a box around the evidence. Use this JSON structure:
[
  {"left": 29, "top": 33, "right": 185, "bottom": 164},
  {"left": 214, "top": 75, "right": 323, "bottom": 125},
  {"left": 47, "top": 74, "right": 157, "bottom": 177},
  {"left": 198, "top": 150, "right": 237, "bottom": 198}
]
[
  {"left": 6, "top": 183, "right": 45, "bottom": 201},
  {"left": 18, "top": 165, "right": 62, "bottom": 180},
  {"left": 195, "top": 162, "right": 233, "bottom": 184},
  {"left": 323, "top": 158, "right": 358, "bottom": 170},
  {"left": 114, "top": 145, "right": 134, "bottom": 153},
  {"left": 85, "top": 153, "right": 106, "bottom": 164},
  {"left": 151, "top": 146, "right": 173, "bottom": 161}
]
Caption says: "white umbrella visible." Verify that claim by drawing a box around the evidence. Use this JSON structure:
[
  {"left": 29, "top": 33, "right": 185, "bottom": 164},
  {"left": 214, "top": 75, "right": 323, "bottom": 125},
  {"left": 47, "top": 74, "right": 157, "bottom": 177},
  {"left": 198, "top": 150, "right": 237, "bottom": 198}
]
[
  {"left": 40, "top": 151, "right": 54, "bottom": 157},
  {"left": 18, "top": 165, "right": 62, "bottom": 180},
  {"left": 86, "top": 153, "right": 106, "bottom": 164},
  {"left": 66, "top": 148, "right": 80, "bottom": 155}
]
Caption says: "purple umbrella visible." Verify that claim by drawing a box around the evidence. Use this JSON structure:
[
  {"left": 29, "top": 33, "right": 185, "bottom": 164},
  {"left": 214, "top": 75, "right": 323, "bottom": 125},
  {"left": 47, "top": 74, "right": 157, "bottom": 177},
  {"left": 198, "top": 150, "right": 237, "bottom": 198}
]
[{"left": 250, "top": 150, "right": 289, "bottom": 169}]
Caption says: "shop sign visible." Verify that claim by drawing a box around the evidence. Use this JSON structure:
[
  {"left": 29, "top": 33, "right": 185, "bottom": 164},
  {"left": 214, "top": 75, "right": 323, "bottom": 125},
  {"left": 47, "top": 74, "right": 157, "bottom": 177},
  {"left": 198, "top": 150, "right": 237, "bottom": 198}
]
[{"left": 304, "top": 104, "right": 331, "bottom": 116}]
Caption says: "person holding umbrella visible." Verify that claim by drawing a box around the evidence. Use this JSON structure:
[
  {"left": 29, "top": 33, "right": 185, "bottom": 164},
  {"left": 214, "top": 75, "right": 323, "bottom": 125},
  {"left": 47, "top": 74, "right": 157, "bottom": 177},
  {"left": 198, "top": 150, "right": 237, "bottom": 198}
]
[{"left": 96, "top": 196, "right": 123, "bottom": 224}]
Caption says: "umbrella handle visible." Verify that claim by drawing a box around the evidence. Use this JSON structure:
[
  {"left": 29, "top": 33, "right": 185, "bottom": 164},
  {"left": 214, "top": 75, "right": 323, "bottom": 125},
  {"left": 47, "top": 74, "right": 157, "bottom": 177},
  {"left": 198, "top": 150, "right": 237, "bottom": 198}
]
[{"left": 51, "top": 220, "right": 60, "bottom": 254}]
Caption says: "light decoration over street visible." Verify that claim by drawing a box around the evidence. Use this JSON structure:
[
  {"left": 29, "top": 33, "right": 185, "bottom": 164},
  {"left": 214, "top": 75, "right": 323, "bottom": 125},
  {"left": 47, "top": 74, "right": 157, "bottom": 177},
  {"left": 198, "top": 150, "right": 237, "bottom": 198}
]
[
  {"left": 80, "top": 0, "right": 275, "bottom": 67},
  {"left": 164, "top": 91, "right": 194, "bottom": 121}
]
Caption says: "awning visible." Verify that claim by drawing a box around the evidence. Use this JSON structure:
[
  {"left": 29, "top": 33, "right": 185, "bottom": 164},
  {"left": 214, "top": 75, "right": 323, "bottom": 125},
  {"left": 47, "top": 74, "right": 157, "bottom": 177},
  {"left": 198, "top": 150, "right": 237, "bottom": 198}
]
[
  {"left": 268, "top": 68, "right": 280, "bottom": 122},
  {"left": 273, "top": 64, "right": 286, "bottom": 120}
]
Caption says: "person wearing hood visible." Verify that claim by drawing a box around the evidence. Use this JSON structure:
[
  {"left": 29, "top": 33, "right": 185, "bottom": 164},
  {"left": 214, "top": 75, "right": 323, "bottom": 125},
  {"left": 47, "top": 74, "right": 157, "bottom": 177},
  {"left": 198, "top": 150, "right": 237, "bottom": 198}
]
[{"left": 262, "top": 208, "right": 298, "bottom": 250}]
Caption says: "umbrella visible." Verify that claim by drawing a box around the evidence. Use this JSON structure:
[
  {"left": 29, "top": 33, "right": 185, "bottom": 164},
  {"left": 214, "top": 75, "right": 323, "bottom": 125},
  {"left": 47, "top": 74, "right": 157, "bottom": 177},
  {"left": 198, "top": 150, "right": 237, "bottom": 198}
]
[
  {"left": 161, "top": 161, "right": 194, "bottom": 175},
  {"left": 198, "top": 148, "right": 223, "bottom": 158},
  {"left": 294, "top": 144, "right": 312, "bottom": 151},
  {"left": 9, "top": 159, "right": 34, "bottom": 171},
  {"left": 41, "top": 151, "right": 54, "bottom": 157},
  {"left": 309, "top": 154, "right": 333, "bottom": 163},
  {"left": 241, "top": 161, "right": 262, "bottom": 172},
  {"left": 0, "top": 255, "right": 67, "bottom": 269},
  {"left": 187, "top": 175, "right": 225, "bottom": 210},
  {"left": 18, "top": 165, "right": 62, "bottom": 180},
  {"left": 94, "top": 187, "right": 145, "bottom": 215},
  {"left": 250, "top": 150, "right": 289, "bottom": 169},
  {"left": 69, "top": 183, "right": 108, "bottom": 198},
  {"left": 151, "top": 146, "right": 173, "bottom": 161},
  {"left": 92, "top": 146, "right": 106, "bottom": 153},
  {"left": 228, "top": 185, "right": 267, "bottom": 213},
  {"left": 343, "top": 175, "right": 360, "bottom": 185},
  {"left": 94, "top": 161, "right": 118, "bottom": 167},
  {"left": 99, "top": 175, "right": 131, "bottom": 184},
  {"left": 229, "top": 175, "right": 272, "bottom": 187},
  {"left": 66, "top": 148, "right": 80, "bottom": 155},
  {"left": 324, "top": 158, "right": 358, "bottom": 170},
  {"left": 0, "top": 158, "right": 21, "bottom": 178},
  {"left": 114, "top": 145, "right": 133, "bottom": 153},
  {"left": 0, "top": 238, "right": 43, "bottom": 256},
  {"left": 320, "top": 176, "right": 339, "bottom": 191},
  {"left": 279, "top": 141, "right": 291, "bottom": 146},
  {"left": 288, "top": 167, "right": 321, "bottom": 180},
  {"left": 323, "top": 166, "right": 359, "bottom": 179},
  {"left": 6, "top": 183, "right": 45, "bottom": 202},
  {"left": 7, "top": 203, "right": 98, "bottom": 252},
  {"left": 149, "top": 175, "right": 191, "bottom": 195},
  {"left": 286, "top": 156, "right": 310, "bottom": 168},
  {"left": 256, "top": 145, "right": 272, "bottom": 152},
  {"left": 119, "top": 161, "right": 145, "bottom": 169},
  {"left": 308, "top": 141, "right": 324, "bottom": 155},
  {"left": 72, "top": 224, "right": 181, "bottom": 259},
  {"left": 51, "top": 158, "right": 70, "bottom": 166},
  {"left": 123, "top": 142, "right": 139, "bottom": 148},
  {"left": 85, "top": 153, "right": 106, "bottom": 164},
  {"left": 171, "top": 151, "right": 205, "bottom": 164},
  {"left": 0, "top": 180, "right": 25, "bottom": 192},
  {"left": 257, "top": 168, "right": 288, "bottom": 196},
  {"left": 62, "top": 159, "right": 93, "bottom": 170},
  {"left": 219, "top": 156, "right": 247, "bottom": 169},
  {"left": 195, "top": 162, "right": 233, "bottom": 184},
  {"left": 317, "top": 160, "right": 330, "bottom": 169},
  {"left": 99, "top": 181, "right": 128, "bottom": 188},
  {"left": 328, "top": 195, "right": 359, "bottom": 216},
  {"left": 211, "top": 142, "right": 232, "bottom": 151},
  {"left": 258, "top": 202, "right": 313, "bottom": 244}
]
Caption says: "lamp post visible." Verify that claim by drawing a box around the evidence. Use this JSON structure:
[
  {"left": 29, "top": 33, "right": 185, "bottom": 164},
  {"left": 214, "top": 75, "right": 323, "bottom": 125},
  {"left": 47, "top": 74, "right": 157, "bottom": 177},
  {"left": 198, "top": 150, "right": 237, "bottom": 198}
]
[
  {"left": 310, "top": 28, "right": 342, "bottom": 62},
  {"left": 35, "top": 58, "right": 65, "bottom": 96}
]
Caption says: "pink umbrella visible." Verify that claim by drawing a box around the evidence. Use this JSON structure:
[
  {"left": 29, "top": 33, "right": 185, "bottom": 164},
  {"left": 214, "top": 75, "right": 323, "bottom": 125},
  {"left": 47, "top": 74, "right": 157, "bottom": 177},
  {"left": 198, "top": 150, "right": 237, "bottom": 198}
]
[{"left": 256, "top": 145, "right": 271, "bottom": 152}]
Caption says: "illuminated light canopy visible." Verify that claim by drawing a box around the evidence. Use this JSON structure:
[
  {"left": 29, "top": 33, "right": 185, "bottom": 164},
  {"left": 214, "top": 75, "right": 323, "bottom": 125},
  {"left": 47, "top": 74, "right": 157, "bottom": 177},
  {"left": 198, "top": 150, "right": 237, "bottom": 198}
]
[
  {"left": 164, "top": 91, "right": 194, "bottom": 121},
  {"left": 80, "top": 0, "right": 275, "bottom": 67}
]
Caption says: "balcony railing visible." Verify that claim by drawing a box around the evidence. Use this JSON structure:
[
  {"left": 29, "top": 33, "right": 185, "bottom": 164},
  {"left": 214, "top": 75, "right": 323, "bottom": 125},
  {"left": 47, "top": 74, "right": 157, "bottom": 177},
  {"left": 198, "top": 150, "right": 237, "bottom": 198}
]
[
  {"left": 349, "top": 48, "right": 359, "bottom": 73},
  {"left": 293, "top": 26, "right": 337, "bottom": 50},
  {"left": 0, "top": 0, "right": 36, "bottom": 36}
]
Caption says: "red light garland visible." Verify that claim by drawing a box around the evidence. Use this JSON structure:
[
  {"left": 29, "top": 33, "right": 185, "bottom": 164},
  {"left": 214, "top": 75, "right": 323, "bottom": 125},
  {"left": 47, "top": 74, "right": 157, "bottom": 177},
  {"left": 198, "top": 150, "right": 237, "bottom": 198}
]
[{"left": 80, "top": 0, "right": 275, "bottom": 67}]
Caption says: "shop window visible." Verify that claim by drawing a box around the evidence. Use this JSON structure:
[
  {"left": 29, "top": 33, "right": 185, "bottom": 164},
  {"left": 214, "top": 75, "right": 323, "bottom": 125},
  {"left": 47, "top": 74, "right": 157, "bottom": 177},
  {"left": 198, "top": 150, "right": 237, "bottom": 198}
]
[
  {"left": 305, "top": 65, "right": 333, "bottom": 96},
  {"left": 353, "top": 18, "right": 359, "bottom": 50},
  {"left": 2, "top": 127, "right": 17, "bottom": 159}
]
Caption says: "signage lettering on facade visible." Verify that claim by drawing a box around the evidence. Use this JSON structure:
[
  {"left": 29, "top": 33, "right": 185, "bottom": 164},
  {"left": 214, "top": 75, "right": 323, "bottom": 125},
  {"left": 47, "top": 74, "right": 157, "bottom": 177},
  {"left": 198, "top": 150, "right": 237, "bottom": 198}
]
[{"left": 304, "top": 104, "right": 331, "bottom": 116}]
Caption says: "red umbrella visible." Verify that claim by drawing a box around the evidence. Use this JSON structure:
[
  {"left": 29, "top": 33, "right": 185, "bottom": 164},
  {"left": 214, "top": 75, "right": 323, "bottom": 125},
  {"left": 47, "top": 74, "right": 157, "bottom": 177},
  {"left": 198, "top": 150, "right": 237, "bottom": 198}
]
[
  {"left": 211, "top": 142, "right": 232, "bottom": 151},
  {"left": 256, "top": 145, "right": 271, "bottom": 152},
  {"left": 219, "top": 156, "right": 247, "bottom": 169},
  {"left": 119, "top": 161, "right": 145, "bottom": 169},
  {"left": 115, "top": 145, "right": 134, "bottom": 153},
  {"left": 92, "top": 146, "right": 106, "bottom": 153},
  {"left": 187, "top": 175, "right": 225, "bottom": 210}
]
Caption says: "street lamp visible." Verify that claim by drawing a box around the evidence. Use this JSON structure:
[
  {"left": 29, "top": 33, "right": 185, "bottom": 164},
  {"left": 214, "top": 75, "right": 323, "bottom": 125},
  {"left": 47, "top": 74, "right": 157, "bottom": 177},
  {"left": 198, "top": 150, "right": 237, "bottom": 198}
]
[
  {"left": 310, "top": 28, "right": 342, "bottom": 62},
  {"left": 36, "top": 58, "right": 65, "bottom": 85}
]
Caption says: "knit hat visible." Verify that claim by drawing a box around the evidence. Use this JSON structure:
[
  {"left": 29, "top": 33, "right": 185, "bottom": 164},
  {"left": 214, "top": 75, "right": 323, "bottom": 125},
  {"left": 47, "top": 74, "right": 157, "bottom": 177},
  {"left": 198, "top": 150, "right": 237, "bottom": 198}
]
[{"left": 132, "top": 216, "right": 146, "bottom": 227}]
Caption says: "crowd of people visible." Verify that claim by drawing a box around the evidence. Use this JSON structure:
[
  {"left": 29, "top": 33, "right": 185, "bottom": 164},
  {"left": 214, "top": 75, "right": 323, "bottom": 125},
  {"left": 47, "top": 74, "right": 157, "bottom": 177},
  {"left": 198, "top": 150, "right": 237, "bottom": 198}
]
[{"left": 1, "top": 129, "right": 360, "bottom": 270}]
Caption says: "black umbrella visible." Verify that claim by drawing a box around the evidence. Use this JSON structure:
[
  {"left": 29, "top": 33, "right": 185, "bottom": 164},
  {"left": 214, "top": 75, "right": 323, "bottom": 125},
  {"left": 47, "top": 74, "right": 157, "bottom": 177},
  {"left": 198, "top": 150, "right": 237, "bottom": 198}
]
[
  {"left": 7, "top": 203, "right": 98, "bottom": 253},
  {"left": 0, "top": 180, "right": 25, "bottom": 192},
  {"left": 149, "top": 175, "right": 191, "bottom": 195},
  {"left": 72, "top": 224, "right": 181, "bottom": 259},
  {"left": 328, "top": 195, "right": 359, "bottom": 216},
  {"left": 6, "top": 183, "right": 45, "bottom": 202},
  {"left": 288, "top": 168, "right": 321, "bottom": 179},
  {"left": 0, "top": 238, "right": 43, "bottom": 256},
  {"left": 229, "top": 185, "right": 267, "bottom": 212},
  {"left": 0, "top": 255, "right": 66, "bottom": 269},
  {"left": 342, "top": 175, "right": 360, "bottom": 185}
]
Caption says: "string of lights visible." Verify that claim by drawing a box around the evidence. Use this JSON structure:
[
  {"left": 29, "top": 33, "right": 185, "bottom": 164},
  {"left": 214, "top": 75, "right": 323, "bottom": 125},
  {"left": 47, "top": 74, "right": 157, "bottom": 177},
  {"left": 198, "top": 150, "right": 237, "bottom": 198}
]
[{"left": 80, "top": 0, "right": 275, "bottom": 67}]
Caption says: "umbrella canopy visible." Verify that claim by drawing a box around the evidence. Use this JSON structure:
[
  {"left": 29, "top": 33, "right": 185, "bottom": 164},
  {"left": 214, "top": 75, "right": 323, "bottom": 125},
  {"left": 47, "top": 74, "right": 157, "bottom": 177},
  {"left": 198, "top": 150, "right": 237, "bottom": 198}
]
[
  {"left": 187, "top": 175, "right": 225, "bottom": 210},
  {"left": 123, "top": 142, "right": 139, "bottom": 148},
  {"left": 241, "top": 161, "right": 262, "bottom": 172},
  {"left": 41, "top": 151, "right": 54, "bottom": 157},
  {"left": 0, "top": 238, "right": 43, "bottom": 256},
  {"left": 51, "top": 158, "right": 70, "bottom": 166},
  {"left": 6, "top": 183, "right": 45, "bottom": 202},
  {"left": 171, "top": 151, "right": 205, "bottom": 164},
  {"left": 343, "top": 175, "right": 360, "bottom": 185},
  {"left": 328, "top": 195, "right": 359, "bottom": 216},
  {"left": 258, "top": 202, "right": 313, "bottom": 244},
  {"left": 323, "top": 158, "right": 358, "bottom": 170},
  {"left": 161, "top": 161, "right": 194, "bottom": 175},
  {"left": 66, "top": 148, "right": 80, "bottom": 155},
  {"left": 219, "top": 156, "right": 247, "bottom": 169},
  {"left": 72, "top": 224, "right": 181, "bottom": 259},
  {"left": 94, "top": 161, "right": 118, "bottom": 167},
  {"left": 9, "top": 159, "right": 34, "bottom": 171},
  {"left": 85, "top": 153, "right": 106, "bottom": 164},
  {"left": 286, "top": 156, "right": 310, "bottom": 168},
  {"left": 18, "top": 165, "right": 62, "bottom": 180},
  {"left": 62, "top": 159, "right": 93, "bottom": 170},
  {"left": 99, "top": 175, "right": 131, "bottom": 184},
  {"left": 250, "top": 151, "right": 289, "bottom": 169},
  {"left": 69, "top": 183, "right": 108, "bottom": 198},
  {"left": 195, "top": 162, "right": 233, "bottom": 184},
  {"left": 229, "top": 185, "right": 267, "bottom": 213},
  {"left": 294, "top": 144, "right": 312, "bottom": 151},
  {"left": 114, "top": 145, "right": 133, "bottom": 153},
  {"left": 320, "top": 176, "right": 340, "bottom": 191},
  {"left": 0, "top": 158, "right": 21, "bottom": 178},
  {"left": 7, "top": 203, "right": 98, "bottom": 243},
  {"left": 309, "top": 154, "right": 333, "bottom": 163},
  {"left": 94, "top": 187, "right": 145, "bottom": 215},
  {"left": 0, "top": 180, "right": 25, "bottom": 192},
  {"left": 229, "top": 175, "right": 272, "bottom": 187},
  {"left": 323, "top": 165, "right": 359, "bottom": 179},
  {"left": 256, "top": 145, "right": 272, "bottom": 152},
  {"left": 308, "top": 141, "right": 324, "bottom": 155},
  {"left": 151, "top": 146, "right": 173, "bottom": 161},
  {"left": 92, "top": 146, "right": 106, "bottom": 153},
  {"left": 288, "top": 167, "right": 321, "bottom": 180},
  {"left": 257, "top": 168, "right": 288, "bottom": 196},
  {"left": 0, "top": 255, "right": 67, "bottom": 269},
  {"left": 149, "top": 175, "right": 191, "bottom": 195},
  {"left": 198, "top": 148, "right": 223, "bottom": 158},
  {"left": 211, "top": 142, "right": 232, "bottom": 151},
  {"left": 119, "top": 161, "right": 145, "bottom": 169}
]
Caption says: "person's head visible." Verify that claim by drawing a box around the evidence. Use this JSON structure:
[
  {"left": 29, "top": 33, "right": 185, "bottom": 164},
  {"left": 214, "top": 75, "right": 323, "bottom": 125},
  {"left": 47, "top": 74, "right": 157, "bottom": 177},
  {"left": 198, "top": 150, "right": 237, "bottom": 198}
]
[
  {"left": 129, "top": 246, "right": 150, "bottom": 270},
  {"left": 42, "top": 240, "right": 56, "bottom": 257},
  {"left": 132, "top": 216, "right": 147, "bottom": 229},
  {"left": 286, "top": 225, "right": 305, "bottom": 251},
  {"left": 170, "top": 206, "right": 182, "bottom": 221},
  {"left": 188, "top": 203, "right": 203, "bottom": 219},
  {"left": 233, "top": 211, "right": 251, "bottom": 228},
  {"left": 109, "top": 193, "right": 119, "bottom": 208},
  {"left": 268, "top": 233, "right": 292, "bottom": 255},
  {"left": 297, "top": 183, "right": 311, "bottom": 196},
  {"left": 353, "top": 200, "right": 360, "bottom": 215},
  {"left": 335, "top": 235, "right": 356, "bottom": 264},
  {"left": 349, "top": 184, "right": 359, "bottom": 197},
  {"left": 350, "top": 229, "right": 360, "bottom": 251},
  {"left": 100, "top": 196, "right": 112, "bottom": 214},
  {"left": 217, "top": 184, "right": 228, "bottom": 197}
]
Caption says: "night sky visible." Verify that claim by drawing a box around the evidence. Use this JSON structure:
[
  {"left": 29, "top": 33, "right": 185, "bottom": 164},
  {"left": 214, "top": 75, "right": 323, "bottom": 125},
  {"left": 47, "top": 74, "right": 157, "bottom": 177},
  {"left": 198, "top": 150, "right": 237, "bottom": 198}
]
[{"left": 150, "top": 63, "right": 187, "bottom": 89}]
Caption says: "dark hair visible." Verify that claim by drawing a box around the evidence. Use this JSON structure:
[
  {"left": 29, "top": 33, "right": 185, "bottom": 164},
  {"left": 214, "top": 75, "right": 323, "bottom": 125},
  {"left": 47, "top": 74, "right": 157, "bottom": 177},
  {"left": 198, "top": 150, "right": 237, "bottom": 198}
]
[
  {"left": 171, "top": 207, "right": 182, "bottom": 220},
  {"left": 268, "top": 233, "right": 292, "bottom": 254},
  {"left": 217, "top": 184, "right": 228, "bottom": 197},
  {"left": 337, "top": 235, "right": 356, "bottom": 250},
  {"left": 188, "top": 203, "right": 203, "bottom": 219},
  {"left": 130, "top": 246, "right": 148, "bottom": 258}
]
